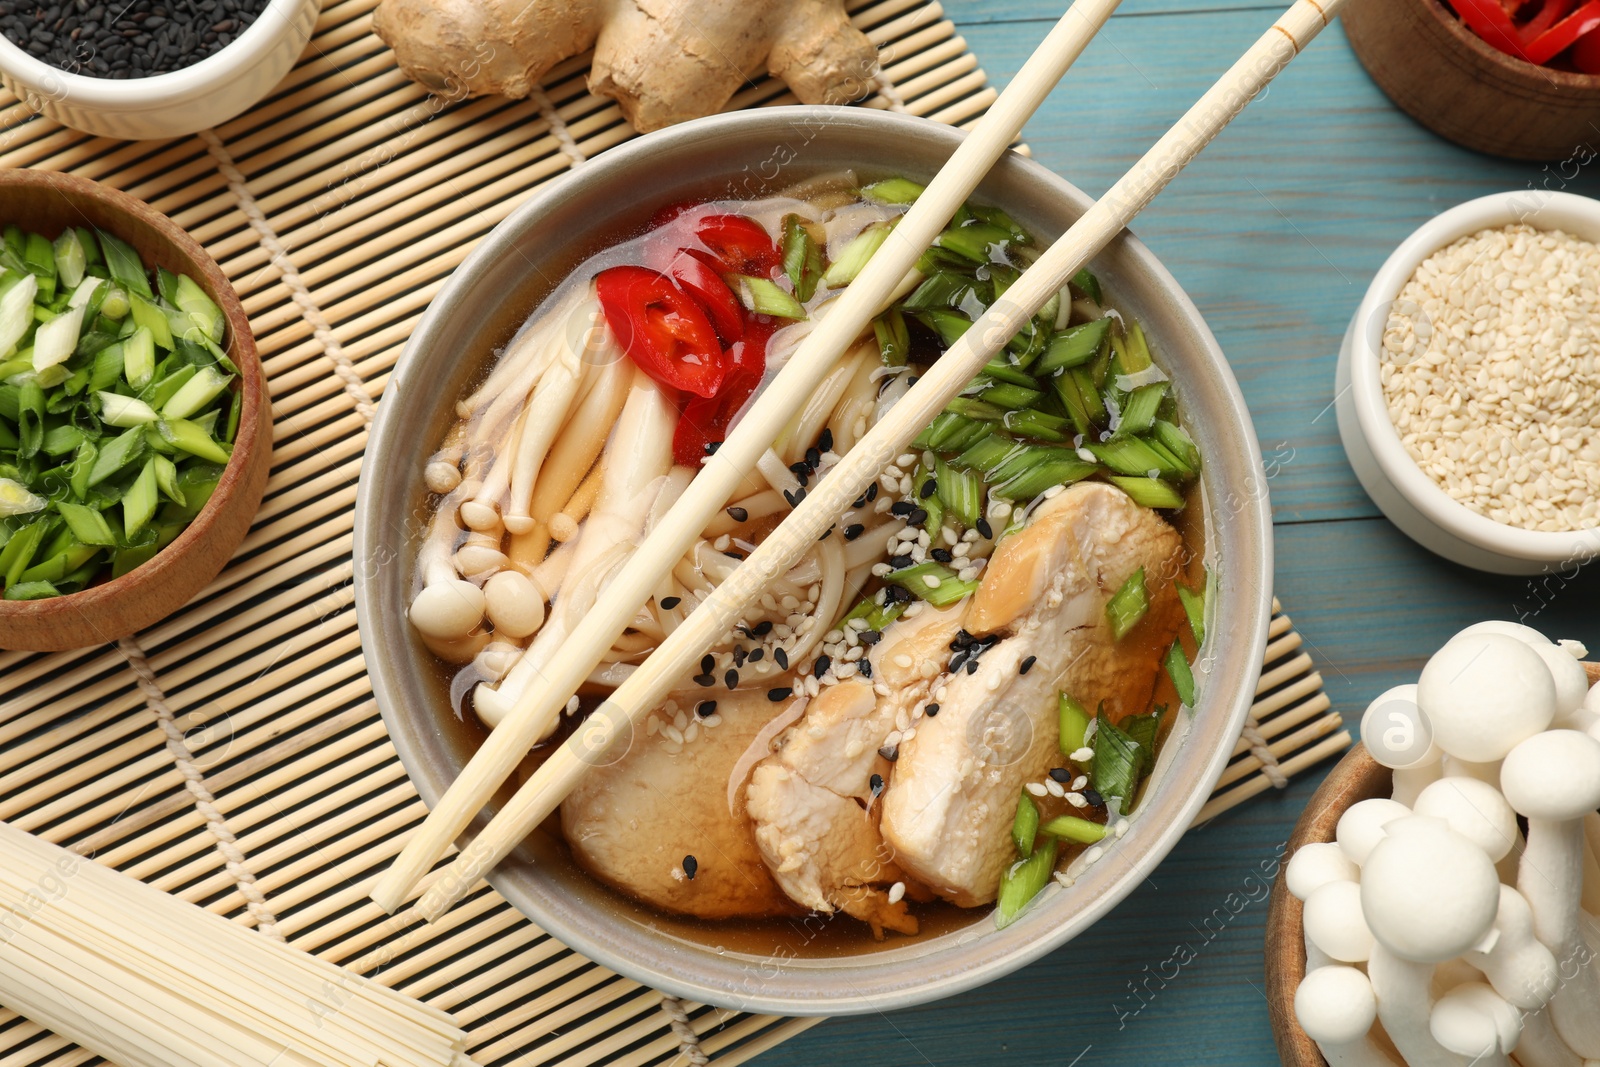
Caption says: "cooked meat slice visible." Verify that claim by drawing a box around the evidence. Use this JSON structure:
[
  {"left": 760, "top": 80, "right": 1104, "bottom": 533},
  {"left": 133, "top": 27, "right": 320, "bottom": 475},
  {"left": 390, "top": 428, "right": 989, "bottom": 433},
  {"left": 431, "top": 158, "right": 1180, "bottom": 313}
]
[
  {"left": 879, "top": 482, "right": 1184, "bottom": 906},
  {"left": 561, "top": 686, "right": 799, "bottom": 920},
  {"left": 745, "top": 605, "right": 968, "bottom": 935}
]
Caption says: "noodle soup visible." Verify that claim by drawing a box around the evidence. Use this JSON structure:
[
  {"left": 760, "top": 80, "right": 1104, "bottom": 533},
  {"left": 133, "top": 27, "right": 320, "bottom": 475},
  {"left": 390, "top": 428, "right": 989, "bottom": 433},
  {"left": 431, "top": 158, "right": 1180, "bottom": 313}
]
[{"left": 406, "top": 174, "right": 1208, "bottom": 941}]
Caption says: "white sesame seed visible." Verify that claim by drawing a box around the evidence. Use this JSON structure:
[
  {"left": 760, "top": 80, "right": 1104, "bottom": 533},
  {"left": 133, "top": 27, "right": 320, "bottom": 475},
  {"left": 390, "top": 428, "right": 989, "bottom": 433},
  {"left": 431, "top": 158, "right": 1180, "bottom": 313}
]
[
  {"left": 893, "top": 653, "right": 913, "bottom": 669},
  {"left": 705, "top": 714, "right": 723, "bottom": 727},
  {"left": 1071, "top": 746, "right": 1096, "bottom": 762},
  {"left": 902, "top": 728, "right": 916, "bottom": 742},
  {"left": 871, "top": 563, "right": 892, "bottom": 577},
  {"left": 665, "top": 725, "right": 684, "bottom": 744},
  {"left": 1084, "top": 846, "right": 1104, "bottom": 864},
  {"left": 1026, "top": 782, "right": 1048, "bottom": 797},
  {"left": 888, "top": 881, "right": 906, "bottom": 904},
  {"left": 566, "top": 695, "right": 581, "bottom": 715},
  {"left": 1045, "top": 778, "right": 1066, "bottom": 798},
  {"left": 923, "top": 575, "right": 941, "bottom": 589},
  {"left": 1072, "top": 775, "right": 1088, "bottom": 790},
  {"left": 1066, "top": 792, "right": 1089, "bottom": 809},
  {"left": 1114, "top": 820, "right": 1129, "bottom": 839}
]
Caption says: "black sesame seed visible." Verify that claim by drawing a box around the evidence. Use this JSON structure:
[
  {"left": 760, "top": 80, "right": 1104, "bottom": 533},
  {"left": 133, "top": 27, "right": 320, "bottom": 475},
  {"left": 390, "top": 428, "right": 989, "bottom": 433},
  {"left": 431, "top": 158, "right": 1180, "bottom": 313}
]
[
  {"left": 889, "top": 554, "right": 913, "bottom": 569},
  {"left": 931, "top": 548, "right": 953, "bottom": 563},
  {"left": 924, "top": 703, "right": 940, "bottom": 717},
  {"left": 1020, "top": 655, "right": 1037, "bottom": 675},
  {"left": 949, "top": 650, "right": 969, "bottom": 673},
  {"left": 889, "top": 501, "right": 913, "bottom": 517},
  {"left": 660, "top": 596, "right": 682, "bottom": 610},
  {"left": 813, "top": 655, "right": 831, "bottom": 678},
  {"left": 1049, "top": 767, "right": 1072, "bottom": 783},
  {"left": 965, "top": 657, "right": 979, "bottom": 675},
  {"left": 774, "top": 647, "right": 788, "bottom": 669},
  {"left": 783, "top": 488, "right": 806, "bottom": 507},
  {"left": 866, "top": 483, "right": 879, "bottom": 502},
  {"left": 725, "top": 550, "right": 745, "bottom": 560},
  {"left": 1083, "top": 788, "right": 1105, "bottom": 808},
  {"left": 859, "top": 659, "right": 873, "bottom": 678},
  {"left": 732, "top": 647, "right": 748, "bottom": 668},
  {"left": 753, "top": 620, "right": 773, "bottom": 636},
  {"left": 908, "top": 507, "right": 928, "bottom": 525},
  {"left": 819, "top": 429, "right": 834, "bottom": 452},
  {"left": 977, "top": 517, "right": 994, "bottom": 538},
  {"left": 768, "top": 686, "right": 793, "bottom": 702},
  {"left": 843, "top": 523, "right": 864, "bottom": 541},
  {"left": 805, "top": 447, "right": 821, "bottom": 467},
  {"left": 952, "top": 630, "right": 976, "bottom": 649},
  {"left": 726, "top": 506, "right": 748, "bottom": 522},
  {"left": 859, "top": 629, "right": 881, "bottom": 646},
  {"left": 748, "top": 647, "right": 764, "bottom": 662},
  {"left": 852, "top": 495, "right": 868, "bottom": 509},
  {"left": 705, "top": 440, "right": 721, "bottom": 455},
  {"left": 819, "top": 525, "right": 835, "bottom": 542},
  {"left": 694, "top": 673, "right": 716, "bottom": 687},
  {"left": 920, "top": 479, "right": 937, "bottom": 499},
  {"left": 701, "top": 654, "right": 715, "bottom": 674},
  {"left": 869, "top": 773, "right": 885, "bottom": 796},
  {"left": 789, "top": 460, "right": 810, "bottom": 477},
  {"left": 878, "top": 745, "right": 899, "bottom": 761},
  {"left": 725, "top": 668, "right": 740, "bottom": 688},
  {"left": 696, "top": 701, "right": 717, "bottom": 717},
  {"left": 683, "top": 855, "right": 698, "bottom": 880}
]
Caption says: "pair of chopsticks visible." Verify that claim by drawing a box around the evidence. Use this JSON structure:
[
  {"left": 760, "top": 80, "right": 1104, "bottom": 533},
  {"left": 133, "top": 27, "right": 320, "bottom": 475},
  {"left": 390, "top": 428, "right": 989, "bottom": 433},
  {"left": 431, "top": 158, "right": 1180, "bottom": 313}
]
[{"left": 372, "top": 0, "right": 1348, "bottom": 922}]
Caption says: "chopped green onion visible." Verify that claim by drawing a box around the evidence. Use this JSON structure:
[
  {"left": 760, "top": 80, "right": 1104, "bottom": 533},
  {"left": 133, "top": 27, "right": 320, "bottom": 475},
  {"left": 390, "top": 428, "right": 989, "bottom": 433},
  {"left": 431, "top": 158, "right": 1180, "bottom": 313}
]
[
  {"left": 916, "top": 307, "right": 972, "bottom": 347},
  {"left": 123, "top": 459, "right": 159, "bottom": 538},
  {"left": 40, "top": 424, "right": 84, "bottom": 456},
  {"left": 128, "top": 292, "right": 173, "bottom": 349},
  {"left": 999, "top": 408, "right": 1071, "bottom": 443},
  {"left": 1178, "top": 570, "right": 1208, "bottom": 647},
  {"left": 1036, "top": 318, "right": 1111, "bottom": 374},
  {"left": 1087, "top": 436, "right": 1181, "bottom": 478},
  {"left": 1106, "top": 567, "right": 1148, "bottom": 641},
  {"left": 123, "top": 326, "right": 155, "bottom": 388},
  {"left": 1150, "top": 419, "right": 1200, "bottom": 473},
  {"left": 1072, "top": 267, "right": 1102, "bottom": 304},
  {"left": 885, "top": 561, "right": 979, "bottom": 607},
  {"left": 53, "top": 228, "right": 86, "bottom": 289},
  {"left": 1090, "top": 710, "right": 1146, "bottom": 805},
  {"left": 937, "top": 222, "right": 1013, "bottom": 264},
  {"left": 161, "top": 366, "right": 232, "bottom": 420},
  {"left": 1115, "top": 382, "right": 1167, "bottom": 437},
  {"left": 780, "top": 215, "right": 823, "bottom": 303},
  {"left": 902, "top": 271, "right": 976, "bottom": 311},
  {"left": 996, "top": 837, "right": 1057, "bottom": 928},
  {"left": 31, "top": 304, "right": 85, "bottom": 371},
  {"left": 87, "top": 425, "right": 148, "bottom": 487},
  {"left": 3, "top": 579, "right": 59, "bottom": 600},
  {"left": 0, "top": 274, "right": 37, "bottom": 357},
  {"left": 99, "top": 286, "right": 130, "bottom": 320},
  {"left": 24, "top": 232, "right": 57, "bottom": 301},
  {"left": 1011, "top": 789, "right": 1039, "bottom": 857},
  {"left": 951, "top": 433, "right": 1014, "bottom": 474},
  {"left": 57, "top": 501, "right": 117, "bottom": 547},
  {"left": 822, "top": 222, "right": 889, "bottom": 289},
  {"left": 1108, "top": 475, "right": 1186, "bottom": 510},
  {"left": 1165, "top": 641, "right": 1196, "bottom": 707},
  {"left": 978, "top": 381, "right": 1044, "bottom": 410},
  {"left": 1041, "top": 815, "right": 1107, "bottom": 845},
  {"left": 0, "top": 477, "right": 46, "bottom": 517},
  {"left": 1120, "top": 322, "right": 1153, "bottom": 374},
  {"left": 860, "top": 177, "right": 924, "bottom": 204},
  {"left": 0, "top": 521, "right": 45, "bottom": 585},
  {"left": 156, "top": 418, "right": 231, "bottom": 465},
  {"left": 97, "top": 229, "right": 152, "bottom": 298},
  {"left": 981, "top": 358, "right": 1038, "bottom": 388},
  {"left": 732, "top": 275, "right": 806, "bottom": 320},
  {"left": 1058, "top": 693, "right": 1090, "bottom": 755},
  {"left": 874, "top": 307, "right": 908, "bottom": 367},
  {"left": 994, "top": 459, "right": 1097, "bottom": 503},
  {"left": 98, "top": 390, "right": 159, "bottom": 427},
  {"left": 943, "top": 396, "right": 1004, "bottom": 422},
  {"left": 935, "top": 457, "right": 982, "bottom": 528},
  {"left": 67, "top": 275, "right": 103, "bottom": 309}
]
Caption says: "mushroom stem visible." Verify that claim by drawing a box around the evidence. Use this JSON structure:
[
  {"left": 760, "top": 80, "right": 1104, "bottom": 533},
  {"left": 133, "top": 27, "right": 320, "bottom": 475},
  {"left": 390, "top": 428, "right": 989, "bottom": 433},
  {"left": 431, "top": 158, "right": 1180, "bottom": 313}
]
[
  {"left": 1429, "top": 982, "right": 1520, "bottom": 1067},
  {"left": 1294, "top": 965, "right": 1401, "bottom": 1067},
  {"left": 1512, "top": 1006, "right": 1585, "bottom": 1067},
  {"left": 527, "top": 347, "right": 629, "bottom": 528},
  {"left": 1462, "top": 885, "right": 1559, "bottom": 1011},
  {"left": 1368, "top": 948, "right": 1470, "bottom": 1067}
]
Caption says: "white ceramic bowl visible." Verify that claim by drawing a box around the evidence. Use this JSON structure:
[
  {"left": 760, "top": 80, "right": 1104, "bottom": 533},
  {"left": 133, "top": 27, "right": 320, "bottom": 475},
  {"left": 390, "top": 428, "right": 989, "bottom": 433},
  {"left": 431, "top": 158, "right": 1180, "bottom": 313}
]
[
  {"left": 0, "top": 0, "right": 318, "bottom": 139},
  {"left": 1336, "top": 190, "right": 1600, "bottom": 575}
]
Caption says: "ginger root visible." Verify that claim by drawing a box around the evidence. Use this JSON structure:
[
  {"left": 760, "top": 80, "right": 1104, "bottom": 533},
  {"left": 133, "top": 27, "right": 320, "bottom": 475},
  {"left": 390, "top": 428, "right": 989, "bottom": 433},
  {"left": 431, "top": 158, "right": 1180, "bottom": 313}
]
[{"left": 372, "top": 0, "right": 882, "bottom": 132}]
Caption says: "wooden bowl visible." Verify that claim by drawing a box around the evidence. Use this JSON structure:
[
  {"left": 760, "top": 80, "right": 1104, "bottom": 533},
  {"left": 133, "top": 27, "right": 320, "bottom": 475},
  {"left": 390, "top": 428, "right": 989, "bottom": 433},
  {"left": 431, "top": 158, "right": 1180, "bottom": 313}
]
[
  {"left": 1344, "top": 0, "right": 1600, "bottom": 161},
  {"left": 0, "top": 170, "right": 270, "bottom": 652},
  {"left": 1264, "top": 662, "right": 1600, "bottom": 1065}
]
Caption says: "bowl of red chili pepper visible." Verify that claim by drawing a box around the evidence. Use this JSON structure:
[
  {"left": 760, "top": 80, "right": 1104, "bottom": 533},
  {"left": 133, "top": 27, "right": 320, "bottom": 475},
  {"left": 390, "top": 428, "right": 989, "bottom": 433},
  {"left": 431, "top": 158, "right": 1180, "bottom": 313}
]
[{"left": 1344, "top": 0, "right": 1600, "bottom": 161}]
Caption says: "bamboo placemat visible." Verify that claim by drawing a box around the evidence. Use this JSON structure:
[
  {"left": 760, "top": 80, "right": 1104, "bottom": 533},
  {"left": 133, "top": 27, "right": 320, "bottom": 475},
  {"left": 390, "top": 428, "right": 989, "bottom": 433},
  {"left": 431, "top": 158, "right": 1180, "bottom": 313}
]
[{"left": 0, "top": 3, "right": 1347, "bottom": 1063}]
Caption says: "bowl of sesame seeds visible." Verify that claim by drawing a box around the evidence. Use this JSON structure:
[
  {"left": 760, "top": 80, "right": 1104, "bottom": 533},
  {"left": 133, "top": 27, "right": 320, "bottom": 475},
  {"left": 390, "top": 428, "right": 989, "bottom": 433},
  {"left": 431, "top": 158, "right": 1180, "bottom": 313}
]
[
  {"left": 1336, "top": 190, "right": 1600, "bottom": 575},
  {"left": 0, "top": 0, "right": 319, "bottom": 140}
]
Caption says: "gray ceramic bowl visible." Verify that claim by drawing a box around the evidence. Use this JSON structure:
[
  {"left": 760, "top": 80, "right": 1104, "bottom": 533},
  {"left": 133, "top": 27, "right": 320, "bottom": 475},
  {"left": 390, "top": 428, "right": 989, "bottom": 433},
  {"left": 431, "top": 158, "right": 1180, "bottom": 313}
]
[{"left": 354, "top": 106, "right": 1273, "bottom": 1017}]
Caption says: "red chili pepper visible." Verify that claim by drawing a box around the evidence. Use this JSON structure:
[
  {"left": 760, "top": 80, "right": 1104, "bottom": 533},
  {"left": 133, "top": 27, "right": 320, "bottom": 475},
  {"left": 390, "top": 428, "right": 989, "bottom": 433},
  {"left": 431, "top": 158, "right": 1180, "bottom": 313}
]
[
  {"left": 1572, "top": 20, "right": 1600, "bottom": 68},
  {"left": 1454, "top": 0, "right": 1532, "bottom": 58},
  {"left": 596, "top": 265, "right": 725, "bottom": 400},
  {"left": 672, "top": 322, "right": 773, "bottom": 466},
  {"left": 667, "top": 249, "right": 745, "bottom": 344},
  {"left": 1524, "top": 0, "right": 1600, "bottom": 61},
  {"left": 693, "top": 214, "right": 781, "bottom": 277},
  {"left": 1520, "top": 0, "right": 1578, "bottom": 39}
]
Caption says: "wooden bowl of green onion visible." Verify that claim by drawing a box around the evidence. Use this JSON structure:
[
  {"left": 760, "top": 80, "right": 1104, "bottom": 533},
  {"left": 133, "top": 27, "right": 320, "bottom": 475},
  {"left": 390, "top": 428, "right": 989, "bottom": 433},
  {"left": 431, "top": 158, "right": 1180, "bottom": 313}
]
[{"left": 0, "top": 169, "right": 269, "bottom": 652}]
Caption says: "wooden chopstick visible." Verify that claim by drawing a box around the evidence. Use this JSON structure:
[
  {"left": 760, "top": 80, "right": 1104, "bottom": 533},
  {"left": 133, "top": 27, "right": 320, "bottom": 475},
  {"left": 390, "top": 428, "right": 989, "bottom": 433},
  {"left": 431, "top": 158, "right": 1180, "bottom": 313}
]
[
  {"left": 369, "top": 0, "right": 1129, "bottom": 914},
  {"left": 411, "top": 0, "right": 1350, "bottom": 923}
]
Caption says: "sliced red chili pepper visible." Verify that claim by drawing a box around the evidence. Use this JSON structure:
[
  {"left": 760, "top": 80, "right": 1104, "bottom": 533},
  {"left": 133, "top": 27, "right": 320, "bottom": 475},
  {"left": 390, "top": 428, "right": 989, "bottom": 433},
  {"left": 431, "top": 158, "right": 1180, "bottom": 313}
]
[
  {"left": 1572, "top": 19, "right": 1600, "bottom": 68},
  {"left": 1454, "top": 0, "right": 1532, "bottom": 58},
  {"left": 694, "top": 214, "right": 781, "bottom": 277},
  {"left": 668, "top": 249, "right": 745, "bottom": 344},
  {"left": 1520, "top": 0, "right": 1578, "bottom": 39},
  {"left": 596, "top": 265, "right": 725, "bottom": 400},
  {"left": 672, "top": 322, "right": 773, "bottom": 466},
  {"left": 1525, "top": 0, "right": 1600, "bottom": 61}
]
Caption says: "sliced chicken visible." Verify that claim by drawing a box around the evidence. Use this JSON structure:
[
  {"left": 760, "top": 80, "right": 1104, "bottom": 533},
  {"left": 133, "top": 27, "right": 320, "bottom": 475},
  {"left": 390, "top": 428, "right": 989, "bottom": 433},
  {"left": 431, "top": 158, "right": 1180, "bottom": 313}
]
[
  {"left": 879, "top": 482, "right": 1184, "bottom": 906},
  {"left": 561, "top": 686, "right": 799, "bottom": 920},
  {"left": 745, "top": 604, "right": 967, "bottom": 935}
]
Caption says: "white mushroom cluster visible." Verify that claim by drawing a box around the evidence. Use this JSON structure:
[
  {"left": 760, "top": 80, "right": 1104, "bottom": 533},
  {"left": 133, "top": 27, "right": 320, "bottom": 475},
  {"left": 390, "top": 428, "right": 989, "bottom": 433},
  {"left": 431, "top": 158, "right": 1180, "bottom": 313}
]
[{"left": 1291, "top": 620, "right": 1600, "bottom": 1067}]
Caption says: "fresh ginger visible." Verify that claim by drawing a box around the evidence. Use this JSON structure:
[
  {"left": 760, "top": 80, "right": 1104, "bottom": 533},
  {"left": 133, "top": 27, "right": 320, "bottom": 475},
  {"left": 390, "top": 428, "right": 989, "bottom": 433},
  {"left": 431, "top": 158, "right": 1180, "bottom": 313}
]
[{"left": 373, "top": 0, "right": 882, "bottom": 132}]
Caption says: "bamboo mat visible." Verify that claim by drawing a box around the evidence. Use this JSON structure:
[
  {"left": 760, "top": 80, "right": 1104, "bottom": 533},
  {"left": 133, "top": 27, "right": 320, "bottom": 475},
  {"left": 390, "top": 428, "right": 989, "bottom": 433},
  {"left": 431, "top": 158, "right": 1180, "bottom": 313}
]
[{"left": 0, "top": 2, "right": 1347, "bottom": 1063}]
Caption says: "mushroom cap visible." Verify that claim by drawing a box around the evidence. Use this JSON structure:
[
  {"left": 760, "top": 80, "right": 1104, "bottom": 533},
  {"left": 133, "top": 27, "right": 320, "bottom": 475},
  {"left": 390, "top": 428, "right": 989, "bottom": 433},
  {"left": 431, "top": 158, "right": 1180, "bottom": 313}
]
[
  {"left": 1361, "top": 684, "right": 1439, "bottom": 771},
  {"left": 1529, "top": 642, "right": 1592, "bottom": 720},
  {"left": 472, "top": 640, "right": 524, "bottom": 683},
  {"left": 1500, "top": 729, "right": 1600, "bottom": 821},
  {"left": 1360, "top": 816, "right": 1501, "bottom": 962},
  {"left": 1335, "top": 798, "right": 1412, "bottom": 866},
  {"left": 1417, "top": 633, "right": 1556, "bottom": 762},
  {"left": 1458, "top": 620, "right": 1552, "bottom": 647},
  {"left": 409, "top": 579, "right": 487, "bottom": 639},
  {"left": 1413, "top": 776, "right": 1519, "bottom": 862},
  {"left": 1430, "top": 981, "right": 1521, "bottom": 1057},
  {"left": 484, "top": 569, "right": 546, "bottom": 639},
  {"left": 1585, "top": 680, "right": 1600, "bottom": 716},
  {"left": 1303, "top": 880, "right": 1375, "bottom": 963},
  {"left": 1285, "top": 842, "right": 1360, "bottom": 902},
  {"left": 1295, "top": 966, "right": 1378, "bottom": 1045}
]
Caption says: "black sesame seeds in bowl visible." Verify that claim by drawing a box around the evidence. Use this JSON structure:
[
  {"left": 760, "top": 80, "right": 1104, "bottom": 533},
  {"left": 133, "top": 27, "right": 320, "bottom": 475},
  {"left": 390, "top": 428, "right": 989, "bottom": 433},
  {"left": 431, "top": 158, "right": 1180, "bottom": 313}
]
[
  {"left": 0, "top": 0, "right": 318, "bottom": 139},
  {"left": 0, "top": 0, "right": 268, "bottom": 80}
]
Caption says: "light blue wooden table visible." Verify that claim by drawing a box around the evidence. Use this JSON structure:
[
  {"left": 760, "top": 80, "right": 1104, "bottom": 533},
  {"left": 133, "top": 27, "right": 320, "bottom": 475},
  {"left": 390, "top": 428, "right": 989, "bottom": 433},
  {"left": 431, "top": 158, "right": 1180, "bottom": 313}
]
[{"left": 761, "top": 2, "right": 1600, "bottom": 1063}]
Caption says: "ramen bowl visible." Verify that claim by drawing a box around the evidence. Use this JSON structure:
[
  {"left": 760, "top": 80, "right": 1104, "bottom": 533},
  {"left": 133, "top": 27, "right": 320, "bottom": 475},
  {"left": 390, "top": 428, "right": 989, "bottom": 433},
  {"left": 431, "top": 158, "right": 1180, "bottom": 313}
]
[{"left": 354, "top": 106, "right": 1273, "bottom": 1015}]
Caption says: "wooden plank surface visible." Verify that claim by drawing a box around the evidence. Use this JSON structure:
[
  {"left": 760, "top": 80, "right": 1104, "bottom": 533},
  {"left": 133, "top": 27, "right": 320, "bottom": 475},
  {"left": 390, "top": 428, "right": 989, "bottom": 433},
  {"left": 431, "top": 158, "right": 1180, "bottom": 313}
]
[{"left": 758, "top": 1, "right": 1600, "bottom": 1063}]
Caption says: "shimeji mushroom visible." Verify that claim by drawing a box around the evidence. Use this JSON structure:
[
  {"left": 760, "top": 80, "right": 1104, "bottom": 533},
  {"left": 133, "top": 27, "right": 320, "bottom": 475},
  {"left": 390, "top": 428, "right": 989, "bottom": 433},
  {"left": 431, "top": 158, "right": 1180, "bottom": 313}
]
[
  {"left": 1460, "top": 884, "right": 1559, "bottom": 1011},
  {"left": 1499, "top": 729, "right": 1600, "bottom": 1058},
  {"left": 1336, "top": 798, "right": 1412, "bottom": 866},
  {"left": 1287, "top": 843, "right": 1362, "bottom": 971},
  {"left": 483, "top": 570, "right": 546, "bottom": 640},
  {"left": 1303, "top": 880, "right": 1375, "bottom": 964},
  {"left": 1429, "top": 982, "right": 1521, "bottom": 1067},
  {"left": 1458, "top": 622, "right": 1591, "bottom": 729},
  {"left": 1513, "top": 1007, "right": 1585, "bottom": 1067},
  {"left": 1361, "top": 816, "right": 1501, "bottom": 1067},
  {"left": 1412, "top": 776, "right": 1520, "bottom": 883},
  {"left": 1416, "top": 633, "right": 1557, "bottom": 764},
  {"left": 1360, "top": 684, "right": 1442, "bottom": 806},
  {"left": 1294, "top": 965, "right": 1401, "bottom": 1067}
]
